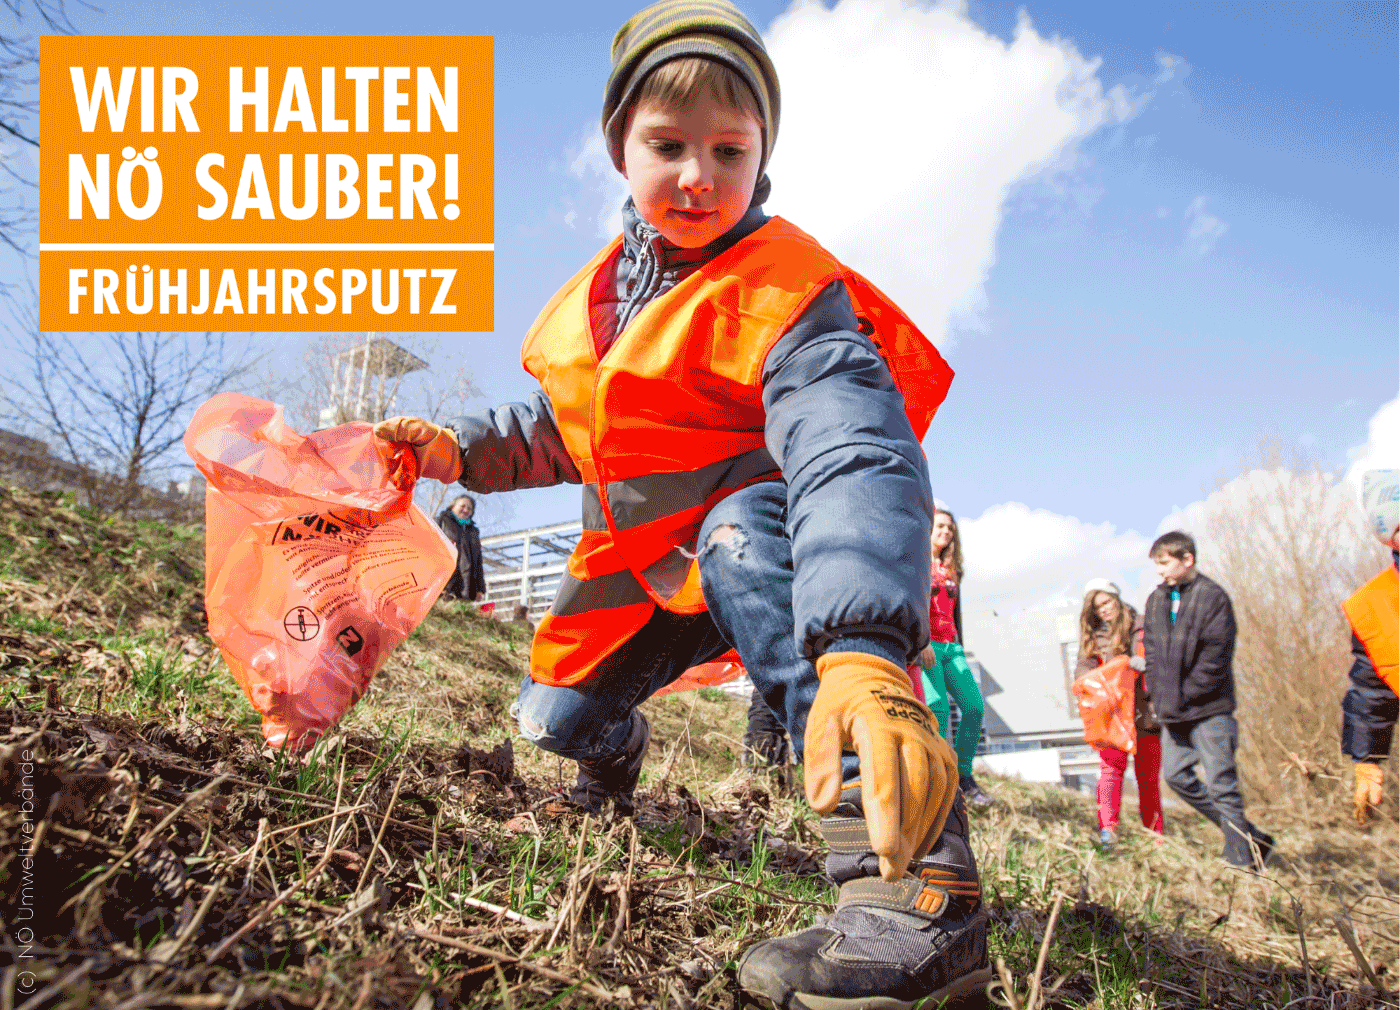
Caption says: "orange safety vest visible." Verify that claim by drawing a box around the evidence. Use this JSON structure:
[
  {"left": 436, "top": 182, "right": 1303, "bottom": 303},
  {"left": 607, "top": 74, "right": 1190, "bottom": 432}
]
[
  {"left": 1343, "top": 566, "right": 1399, "bottom": 695},
  {"left": 521, "top": 217, "right": 953, "bottom": 687}
]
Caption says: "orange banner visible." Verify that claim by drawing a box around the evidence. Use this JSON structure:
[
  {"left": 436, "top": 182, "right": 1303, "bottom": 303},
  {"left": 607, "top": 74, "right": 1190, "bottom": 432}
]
[{"left": 40, "top": 36, "right": 493, "bottom": 331}]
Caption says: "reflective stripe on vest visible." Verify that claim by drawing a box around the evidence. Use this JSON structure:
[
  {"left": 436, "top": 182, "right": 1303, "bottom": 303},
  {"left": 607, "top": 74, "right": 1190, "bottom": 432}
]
[
  {"left": 521, "top": 216, "right": 953, "bottom": 688},
  {"left": 1343, "top": 566, "right": 1399, "bottom": 695}
]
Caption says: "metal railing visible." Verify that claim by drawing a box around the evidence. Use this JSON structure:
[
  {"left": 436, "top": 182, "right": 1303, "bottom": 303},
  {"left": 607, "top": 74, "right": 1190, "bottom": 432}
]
[{"left": 479, "top": 519, "right": 583, "bottom": 618}]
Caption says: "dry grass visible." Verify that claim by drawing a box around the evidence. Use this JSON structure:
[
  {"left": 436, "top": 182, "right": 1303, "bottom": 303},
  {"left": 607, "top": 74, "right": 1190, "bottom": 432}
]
[
  {"left": 974, "top": 773, "right": 1397, "bottom": 1008},
  {"left": 1, "top": 484, "right": 1397, "bottom": 1008}
]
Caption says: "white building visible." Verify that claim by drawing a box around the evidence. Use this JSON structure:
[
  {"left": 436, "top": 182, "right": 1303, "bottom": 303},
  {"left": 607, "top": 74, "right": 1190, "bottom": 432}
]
[{"left": 963, "top": 603, "right": 1099, "bottom": 791}]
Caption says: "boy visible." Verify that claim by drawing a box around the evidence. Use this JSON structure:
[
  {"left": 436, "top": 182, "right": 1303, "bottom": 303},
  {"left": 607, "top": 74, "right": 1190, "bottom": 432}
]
[
  {"left": 1341, "top": 470, "right": 1398, "bottom": 825},
  {"left": 375, "top": 3, "right": 993, "bottom": 1006},
  {"left": 1143, "top": 531, "right": 1273, "bottom": 868}
]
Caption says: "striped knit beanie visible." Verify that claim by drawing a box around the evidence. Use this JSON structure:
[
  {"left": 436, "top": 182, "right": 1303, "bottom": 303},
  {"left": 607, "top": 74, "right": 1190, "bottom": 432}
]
[{"left": 603, "top": 0, "right": 780, "bottom": 176}]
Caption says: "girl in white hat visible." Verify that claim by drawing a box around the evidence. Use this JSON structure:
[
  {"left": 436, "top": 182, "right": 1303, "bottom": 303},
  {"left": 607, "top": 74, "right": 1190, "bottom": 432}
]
[{"left": 1077, "top": 579, "right": 1163, "bottom": 845}]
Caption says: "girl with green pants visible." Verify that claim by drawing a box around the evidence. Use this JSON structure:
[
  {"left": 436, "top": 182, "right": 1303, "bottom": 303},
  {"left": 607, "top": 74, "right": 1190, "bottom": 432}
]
[{"left": 919, "top": 504, "right": 991, "bottom": 805}]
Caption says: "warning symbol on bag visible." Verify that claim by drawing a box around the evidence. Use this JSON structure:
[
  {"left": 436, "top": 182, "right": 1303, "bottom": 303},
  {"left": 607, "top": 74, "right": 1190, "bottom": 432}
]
[
  {"left": 283, "top": 606, "right": 321, "bottom": 641},
  {"left": 336, "top": 626, "right": 365, "bottom": 657}
]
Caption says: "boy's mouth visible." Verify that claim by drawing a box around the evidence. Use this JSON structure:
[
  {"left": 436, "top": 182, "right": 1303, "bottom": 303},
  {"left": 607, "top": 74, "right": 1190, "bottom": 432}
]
[{"left": 671, "top": 207, "right": 716, "bottom": 222}]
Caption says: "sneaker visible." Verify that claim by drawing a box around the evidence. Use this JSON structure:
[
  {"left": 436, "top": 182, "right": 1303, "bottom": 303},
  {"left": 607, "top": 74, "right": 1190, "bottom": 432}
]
[
  {"left": 1098, "top": 828, "right": 1117, "bottom": 848},
  {"left": 737, "top": 792, "right": 993, "bottom": 1009},
  {"left": 569, "top": 710, "right": 650, "bottom": 817},
  {"left": 959, "top": 774, "right": 992, "bottom": 807},
  {"left": 1224, "top": 823, "right": 1274, "bottom": 871},
  {"left": 742, "top": 729, "right": 791, "bottom": 768},
  {"left": 742, "top": 693, "right": 791, "bottom": 768}
]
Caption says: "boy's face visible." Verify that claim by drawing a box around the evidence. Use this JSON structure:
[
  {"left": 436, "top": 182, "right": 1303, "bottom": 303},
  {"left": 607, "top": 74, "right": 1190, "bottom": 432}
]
[
  {"left": 621, "top": 91, "right": 762, "bottom": 248},
  {"left": 1153, "top": 551, "right": 1195, "bottom": 585}
]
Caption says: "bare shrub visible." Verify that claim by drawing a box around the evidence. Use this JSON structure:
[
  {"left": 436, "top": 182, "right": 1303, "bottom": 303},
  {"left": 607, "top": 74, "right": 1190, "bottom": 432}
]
[
  {"left": 1, "top": 325, "right": 252, "bottom": 517},
  {"left": 1193, "top": 442, "right": 1393, "bottom": 822}
]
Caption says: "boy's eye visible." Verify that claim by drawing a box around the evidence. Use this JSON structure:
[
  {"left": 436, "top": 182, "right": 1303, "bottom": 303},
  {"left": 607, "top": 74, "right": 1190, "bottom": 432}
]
[
  {"left": 716, "top": 145, "right": 746, "bottom": 160},
  {"left": 649, "top": 140, "right": 683, "bottom": 155}
]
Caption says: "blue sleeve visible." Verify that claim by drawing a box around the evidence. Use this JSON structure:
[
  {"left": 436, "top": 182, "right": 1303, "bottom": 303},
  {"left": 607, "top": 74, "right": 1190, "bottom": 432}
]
[
  {"left": 761, "top": 280, "right": 933, "bottom": 666},
  {"left": 445, "top": 390, "right": 583, "bottom": 494},
  {"left": 1342, "top": 632, "right": 1398, "bottom": 761}
]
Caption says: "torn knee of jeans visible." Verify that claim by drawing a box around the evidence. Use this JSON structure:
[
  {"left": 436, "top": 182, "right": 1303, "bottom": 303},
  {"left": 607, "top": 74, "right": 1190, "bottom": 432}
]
[
  {"left": 703, "top": 523, "right": 747, "bottom": 557},
  {"left": 516, "top": 709, "right": 553, "bottom": 744}
]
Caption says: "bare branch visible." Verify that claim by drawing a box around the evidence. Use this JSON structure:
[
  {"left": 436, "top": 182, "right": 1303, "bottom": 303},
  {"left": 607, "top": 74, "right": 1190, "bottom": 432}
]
[{"left": 1, "top": 314, "right": 254, "bottom": 516}]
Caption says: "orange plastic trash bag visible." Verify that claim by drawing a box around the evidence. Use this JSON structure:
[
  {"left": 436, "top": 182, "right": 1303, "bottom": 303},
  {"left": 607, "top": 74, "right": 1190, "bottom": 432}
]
[
  {"left": 654, "top": 649, "right": 744, "bottom": 697},
  {"left": 1072, "top": 655, "right": 1137, "bottom": 754},
  {"left": 184, "top": 392, "right": 456, "bottom": 751}
]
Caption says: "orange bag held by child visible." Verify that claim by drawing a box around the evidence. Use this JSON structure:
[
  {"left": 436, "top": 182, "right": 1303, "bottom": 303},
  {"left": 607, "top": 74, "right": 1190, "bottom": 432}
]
[
  {"left": 654, "top": 649, "right": 745, "bottom": 697},
  {"left": 185, "top": 393, "right": 456, "bottom": 750},
  {"left": 1072, "top": 655, "right": 1137, "bottom": 754}
]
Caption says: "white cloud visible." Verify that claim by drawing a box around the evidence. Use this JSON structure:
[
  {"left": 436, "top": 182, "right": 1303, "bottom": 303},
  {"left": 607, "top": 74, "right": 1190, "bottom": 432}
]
[
  {"left": 959, "top": 502, "right": 1153, "bottom": 616},
  {"left": 565, "top": 128, "right": 629, "bottom": 238},
  {"left": 762, "top": 0, "right": 1134, "bottom": 345},
  {"left": 1184, "top": 195, "right": 1228, "bottom": 255},
  {"left": 940, "top": 402, "right": 1399, "bottom": 622},
  {"left": 1153, "top": 52, "right": 1188, "bottom": 86},
  {"left": 566, "top": 0, "right": 1137, "bottom": 347},
  {"left": 1345, "top": 397, "right": 1400, "bottom": 492}
]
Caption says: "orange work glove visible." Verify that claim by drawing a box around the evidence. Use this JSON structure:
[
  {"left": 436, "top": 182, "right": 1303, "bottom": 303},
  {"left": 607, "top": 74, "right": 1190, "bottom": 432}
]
[
  {"left": 373, "top": 416, "right": 462, "bottom": 484},
  {"left": 806, "top": 652, "right": 958, "bottom": 882},
  {"left": 1354, "top": 762, "right": 1385, "bottom": 825}
]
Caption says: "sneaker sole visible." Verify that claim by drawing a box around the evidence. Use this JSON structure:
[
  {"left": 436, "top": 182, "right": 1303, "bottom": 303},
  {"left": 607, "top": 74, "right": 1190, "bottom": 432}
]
[{"left": 747, "top": 966, "right": 995, "bottom": 1010}]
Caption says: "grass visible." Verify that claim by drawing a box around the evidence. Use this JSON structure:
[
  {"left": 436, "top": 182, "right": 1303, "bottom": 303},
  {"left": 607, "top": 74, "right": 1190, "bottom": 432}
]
[{"left": 3, "top": 482, "right": 1396, "bottom": 1008}]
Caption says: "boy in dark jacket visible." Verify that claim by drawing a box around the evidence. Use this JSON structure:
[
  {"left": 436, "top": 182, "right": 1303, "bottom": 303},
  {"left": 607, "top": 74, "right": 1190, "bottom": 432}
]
[
  {"left": 435, "top": 495, "right": 486, "bottom": 602},
  {"left": 1143, "top": 531, "right": 1273, "bottom": 869},
  {"left": 373, "top": 3, "right": 991, "bottom": 1006}
]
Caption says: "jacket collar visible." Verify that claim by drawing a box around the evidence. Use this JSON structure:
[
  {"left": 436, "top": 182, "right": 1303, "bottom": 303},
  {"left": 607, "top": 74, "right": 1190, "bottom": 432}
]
[{"left": 614, "top": 199, "right": 769, "bottom": 334}]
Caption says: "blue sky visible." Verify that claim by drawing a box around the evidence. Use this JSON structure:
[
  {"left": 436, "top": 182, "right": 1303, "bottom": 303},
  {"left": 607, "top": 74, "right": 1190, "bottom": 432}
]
[{"left": 20, "top": 0, "right": 1399, "bottom": 612}]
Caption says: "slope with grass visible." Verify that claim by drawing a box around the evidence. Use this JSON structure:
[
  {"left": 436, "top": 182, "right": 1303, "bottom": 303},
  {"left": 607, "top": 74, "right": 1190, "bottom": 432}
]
[{"left": 1, "top": 486, "right": 1395, "bottom": 1009}]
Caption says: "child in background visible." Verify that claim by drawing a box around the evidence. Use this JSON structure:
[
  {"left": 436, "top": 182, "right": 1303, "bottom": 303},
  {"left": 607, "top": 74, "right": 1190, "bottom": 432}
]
[
  {"left": 1341, "top": 469, "right": 1399, "bottom": 825},
  {"left": 1144, "top": 531, "right": 1273, "bottom": 869},
  {"left": 1075, "top": 579, "right": 1162, "bottom": 846},
  {"left": 375, "top": 3, "right": 992, "bottom": 1005},
  {"left": 919, "top": 504, "right": 990, "bottom": 805}
]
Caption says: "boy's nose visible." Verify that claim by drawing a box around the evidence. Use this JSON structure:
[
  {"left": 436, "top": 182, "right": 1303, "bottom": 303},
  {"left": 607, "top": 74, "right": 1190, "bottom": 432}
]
[{"left": 678, "top": 156, "right": 713, "bottom": 192}]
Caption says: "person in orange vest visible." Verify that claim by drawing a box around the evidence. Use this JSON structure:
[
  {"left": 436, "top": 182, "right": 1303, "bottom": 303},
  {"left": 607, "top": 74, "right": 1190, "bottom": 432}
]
[
  {"left": 1342, "top": 469, "right": 1399, "bottom": 825},
  {"left": 373, "top": 3, "right": 991, "bottom": 1006}
]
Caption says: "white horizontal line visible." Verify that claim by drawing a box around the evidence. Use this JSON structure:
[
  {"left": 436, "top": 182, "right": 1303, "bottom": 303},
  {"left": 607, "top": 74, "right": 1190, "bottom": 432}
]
[{"left": 39, "top": 243, "right": 493, "bottom": 252}]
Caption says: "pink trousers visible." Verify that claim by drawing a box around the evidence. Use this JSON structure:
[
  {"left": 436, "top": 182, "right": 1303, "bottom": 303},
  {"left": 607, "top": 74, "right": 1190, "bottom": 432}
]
[{"left": 1097, "top": 733, "right": 1164, "bottom": 833}]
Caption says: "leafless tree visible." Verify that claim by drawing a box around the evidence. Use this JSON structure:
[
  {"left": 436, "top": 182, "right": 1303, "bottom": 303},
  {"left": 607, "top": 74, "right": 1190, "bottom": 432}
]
[
  {"left": 0, "top": 1, "right": 78, "bottom": 257},
  {"left": 3, "top": 321, "right": 253, "bottom": 516}
]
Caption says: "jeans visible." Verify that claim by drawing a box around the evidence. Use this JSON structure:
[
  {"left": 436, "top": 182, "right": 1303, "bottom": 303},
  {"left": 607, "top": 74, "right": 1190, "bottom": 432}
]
[
  {"left": 515, "top": 481, "right": 857, "bottom": 779},
  {"left": 1096, "top": 734, "right": 1163, "bottom": 834},
  {"left": 1161, "top": 713, "right": 1253, "bottom": 845}
]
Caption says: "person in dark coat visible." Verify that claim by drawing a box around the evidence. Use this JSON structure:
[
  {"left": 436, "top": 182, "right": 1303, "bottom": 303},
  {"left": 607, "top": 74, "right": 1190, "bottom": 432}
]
[
  {"left": 1143, "top": 530, "right": 1272, "bottom": 869},
  {"left": 436, "top": 495, "right": 486, "bottom": 602},
  {"left": 1341, "top": 469, "right": 1399, "bottom": 825}
]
